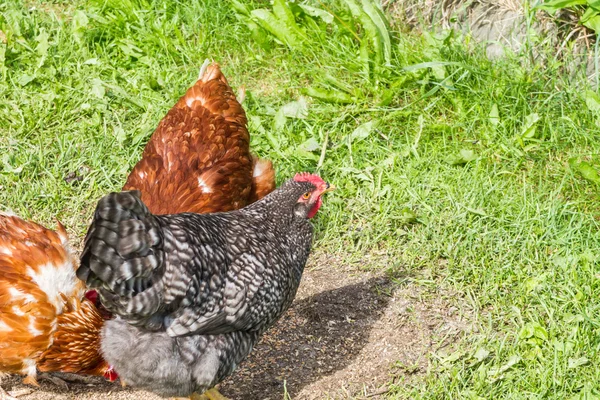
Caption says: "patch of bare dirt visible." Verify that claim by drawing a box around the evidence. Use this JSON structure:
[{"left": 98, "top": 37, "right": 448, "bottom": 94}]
[{"left": 1, "top": 253, "right": 473, "bottom": 400}]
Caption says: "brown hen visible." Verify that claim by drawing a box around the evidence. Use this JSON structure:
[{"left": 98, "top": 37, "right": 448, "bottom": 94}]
[
  {"left": 123, "top": 61, "right": 275, "bottom": 214},
  {"left": 0, "top": 213, "right": 114, "bottom": 400}
]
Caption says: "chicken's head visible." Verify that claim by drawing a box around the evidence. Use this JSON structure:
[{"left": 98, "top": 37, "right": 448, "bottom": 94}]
[{"left": 292, "top": 172, "right": 335, "bottom": 219}]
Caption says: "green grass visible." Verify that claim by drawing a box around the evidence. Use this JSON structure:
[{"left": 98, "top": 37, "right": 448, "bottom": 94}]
[{"left": 2, "top": 0, "right": 600, "bottom": 398}]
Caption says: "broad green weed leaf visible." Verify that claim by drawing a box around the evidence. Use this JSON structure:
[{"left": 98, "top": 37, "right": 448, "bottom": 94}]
[
  {"left": 4, "top": 10, "right": 23, "bottom": 37},
  {"left": 103, "top": 83, "right": 144, "bottom": 109},
  {"left": 360, "top": 0, "right": 392, "bottom": 66},
  {"left": 466, "top": 207, "right": 486, "bottom": 216},
  {"left": 582, "top": 11, "right": 600, "bottom": 32},
  {"left": 569, "top": 158, "right": 600, "bottom": 185},
  {"left": 438, "top": 350, "right": 464, "bottom": 365},
  {"left": 342, "top": 0, "right": 383, "bottom": 65},
  {"left": 488, "top": 355, "right": 521, "bottom": 377},
  {"left": 298, "top": 4, "right": 334, "bottom": 23},
  {"left": 564, "top": 313, "right": 585, "bottom": 323},
  {"left": 302, "top": 87, "right": 354, "bottom": 104},
  {"left": 35, "top": 30, "right": 49, "bottom": 57},
  {"left": 568, "top": 357, "right": 590, "bottom": 369},
  {"left": 272, "top": 108, "right": 287, "bottom": 132},
  {"left": 248, "top": 115, "right": 263, "bottom": 131},
  {"left": 297, "top": 137, "right": 320, "bottom": 152},
  {"left": 251, "top": 8, "right": 301, "bottom": 48},
  {"left": 350, "top": 121, "right": 375, "bottom": 142},
  {"left": 516, "top": 113, "right": 540, "bottom": 147},
  {"left": 281, "top": 97, "right": 308, "bottom": 119},
  {"left": 584, "top": 16, "right": 600, "bottom": 32},
  {"left": 378, "top": 89, "right": 394, "bottom": 106},
  {"left": 553, "top": 338, "right": 575, "bottom": 352},
  {"left": 584, "top": 90, "right": 600, "bottom": 114},
  {"left": 360, "top": 36, "right": 370, "bottom": 77},
  {"left": 473, "top": 348, "right": 490, "bottom": 363},
  {"left": 462, "top": 391, "right": 486, "bottom": 400},
  {"left": 525, "top": 274, "right": 545, "bottom": 292},
  {"left": 590, "top": 0, "right": 600, "bottom": 11},
  {"left": 489, "top": 104, "right": 500, "bottom": 127},
  {"left": 323, "top": 74, "right": 356, "bottom": 95},
  {"left": 535, "top": 0, "right": 586, "bottom": 14},
  {"left": 246, "top": 20, "right": 271, "bottom": 50},
  {"left": 114, "top": 126, "right": 126, "bottom": 144},
  {"left": 397, "top": 207, "right": 417, "bottom": 224},
  {"left": 446, "top": 149, "right": 476, "bottom": 165},
  {"left": 35, "top": 30, "right": 49, "bottom": 68},
  {"left": 117, "top": 41, "right": 144, "bottom": 58},
  {"left": 230, "top": 0, "right": 250, "bottom": 16},
  {"left": 72, "top": 10, "right": 89, "bottom": 42},
  {"left": 569, "top": 384, "right": 600, "bottom": 400},
  {"left": 266, "top": 129, "right": 281, "bottom": 152},
  {"left": 273, "top": 0, "right": 306, "bottom": 41},
  {"left": 1, "top": 155, "right": 23, "bottom": 174},
  {"left": 91, "top": 78, "right": 105, "bottom": 99},
  {"left": 522, "top": 113, "right": 540, "bottom": 138},
  {"left": 431, "top": 64, "right": 446, "bottom": 80},
  {"left": 518, "top": 322, "right": 548, "bottom": 344},
  {"left": 72, "top": 10, "right": 89, "bottom": 31},
  {"left": 581, "top": 6, "right": 598, "bottom": 21},
  {"left": 17, "top": 74, "right": 36, "bottom": 86}
]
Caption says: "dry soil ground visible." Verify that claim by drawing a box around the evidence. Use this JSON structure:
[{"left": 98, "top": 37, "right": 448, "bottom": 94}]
[{"left": 2, "top": 252, "right": 473, "bottom": 400}]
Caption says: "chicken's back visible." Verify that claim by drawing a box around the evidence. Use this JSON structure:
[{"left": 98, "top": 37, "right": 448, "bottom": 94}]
[
  {"left": 123, "top": 63, "right": 274, "bottom": 215},
  {"left": 0, "top": 213, "right": 84, "bottom": 380}
]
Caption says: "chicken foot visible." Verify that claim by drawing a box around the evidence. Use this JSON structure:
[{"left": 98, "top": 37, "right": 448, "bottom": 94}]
[
  {"left": 190, "top": 388, "right": 230, "bottom": 400},
  {"left": 25, "top": 373, "right": 68, "bottom": 390}
]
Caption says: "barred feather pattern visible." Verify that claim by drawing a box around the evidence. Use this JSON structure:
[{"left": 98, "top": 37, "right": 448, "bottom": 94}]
[{"left": 77, "top": 178, "right": 316, "bottom": 397}]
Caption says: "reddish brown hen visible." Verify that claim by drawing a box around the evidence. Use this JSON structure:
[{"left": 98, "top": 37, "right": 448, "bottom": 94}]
[
  {"left": 123, "top": 61, "right": 275, "bottom": 214},
  {"left": 0, "top": 213, "right": 114, "bottom": 400}
]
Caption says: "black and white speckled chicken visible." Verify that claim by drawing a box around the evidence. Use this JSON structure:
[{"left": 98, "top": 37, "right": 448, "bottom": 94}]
[{"left": 76, "top": 173, "right": 334, "bottom": 400}]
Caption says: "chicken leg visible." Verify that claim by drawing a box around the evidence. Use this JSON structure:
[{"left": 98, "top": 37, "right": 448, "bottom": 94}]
[{"left": 190, "top": 388, "right": 230, "bottom": 400}]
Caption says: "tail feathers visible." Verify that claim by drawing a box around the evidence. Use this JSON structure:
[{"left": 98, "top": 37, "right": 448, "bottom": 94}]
[
  {"left": 197, "top": 58, "right": 211, "bottom": 81},
  {"left": 78, "top": 191, "right": 165, "bottom": 321},
  {"left": 250, "top": 157, "right": 276, "bottom": 203},
  {"left": 197, "top": 60, "right": 221, "bottom": 83}
]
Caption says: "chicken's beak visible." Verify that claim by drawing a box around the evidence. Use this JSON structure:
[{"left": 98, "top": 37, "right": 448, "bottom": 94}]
[{"left": 322, "top": 182, "right": 336, "bottom": 194}]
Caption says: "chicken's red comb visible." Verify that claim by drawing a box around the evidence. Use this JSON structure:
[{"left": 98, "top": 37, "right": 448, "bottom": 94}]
[
  {"left": 293, "top": 172, "right": 325, "bottom": 187},
  {"left": 85, "top": 290, "right": 98, "bottom": 304}
]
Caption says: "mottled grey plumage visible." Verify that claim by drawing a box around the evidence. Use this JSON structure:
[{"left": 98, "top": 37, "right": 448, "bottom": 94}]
[{"left": 77, "top": 177, "right": 319, "bottom": 397}]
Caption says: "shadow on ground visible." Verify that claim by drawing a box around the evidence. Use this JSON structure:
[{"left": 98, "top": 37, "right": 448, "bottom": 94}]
[{"left": 221, "top": 275, "right": 393, "bottom": 400}]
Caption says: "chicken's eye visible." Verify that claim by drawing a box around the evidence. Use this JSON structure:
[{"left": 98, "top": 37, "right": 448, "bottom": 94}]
[{"left": 302, "top": 191, "right": 311, "bottom": 200}]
